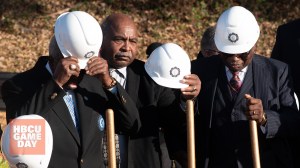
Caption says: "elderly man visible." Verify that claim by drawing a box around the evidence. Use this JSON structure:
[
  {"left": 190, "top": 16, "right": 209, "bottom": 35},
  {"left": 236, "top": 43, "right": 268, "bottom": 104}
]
[
  {"left": 99, "top": 13, "right": 201, "bottom": 168},
  {"left": 192, "top": 6, "right": 300, "bottom": 168},
  {"left": 2, "top": 12, "right": 140, "bottom": 167}
]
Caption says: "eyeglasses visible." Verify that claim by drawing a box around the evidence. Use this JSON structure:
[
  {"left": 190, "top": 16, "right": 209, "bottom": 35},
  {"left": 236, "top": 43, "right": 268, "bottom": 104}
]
[{"left": 220, "top": 50, "right": 250, "bottom": 60}]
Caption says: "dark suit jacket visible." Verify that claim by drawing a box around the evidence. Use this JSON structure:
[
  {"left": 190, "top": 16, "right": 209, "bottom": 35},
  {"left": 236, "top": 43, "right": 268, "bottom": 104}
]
[
  {"left": 191, "top": 55, "right": 300, "bottom": 168},
  {"left": 271, "top": 19, "right": 300, "bottom": 97},
  {"left": 1, "top": 56, "right": 140, "bottom": 168},
  {"left": 271, "top": 19, "right": 300, "bottom": 168},
  {"left": 125, "top": 59, "right": 185, "bottom": 168}
]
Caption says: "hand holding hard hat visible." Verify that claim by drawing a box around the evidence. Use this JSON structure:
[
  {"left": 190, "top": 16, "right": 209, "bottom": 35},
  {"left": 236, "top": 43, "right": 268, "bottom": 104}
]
[
  {"left": 55, "top": 11, "right": 103, "bottom": 69},
  {"left": 145, "top": 43, "right": 200, "bottom": 100},
  {"left": 1, "top": 115, "right": 53, "bottom": 168},
  {"left": 145, "top": 43, "right": 200, "bottom": 168},
  {"left": 145, "top": 43, "right": 191, "bottom": 89}
]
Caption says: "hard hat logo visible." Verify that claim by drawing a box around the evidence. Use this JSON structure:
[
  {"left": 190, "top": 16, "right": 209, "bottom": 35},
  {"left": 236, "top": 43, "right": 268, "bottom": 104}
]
[
  {"left": 16, "top": 162, "right": 28, "bottom": 168},
  {"left": 170, "top": 67, "right": 180, "bottom": 77},
  {"left": 84, "top": 51, "right": 95, "bottom": 58},
  {"left": 228, "top": 33, "right": 239, "bottom": 43}
]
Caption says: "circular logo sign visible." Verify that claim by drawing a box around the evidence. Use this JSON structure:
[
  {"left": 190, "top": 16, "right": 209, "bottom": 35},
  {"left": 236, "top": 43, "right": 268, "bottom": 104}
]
[
  {"left": 85, "top": 51, "right": 95, "bottom": 58},
  {"left": 228, "top": 33, "right": 239, "bottom": 43},
  {"left": 16, "top": 163, "right": 28, "bottom": 168},
  {"left": 170, "top": 67, "right": 180, "bottom": 77}
]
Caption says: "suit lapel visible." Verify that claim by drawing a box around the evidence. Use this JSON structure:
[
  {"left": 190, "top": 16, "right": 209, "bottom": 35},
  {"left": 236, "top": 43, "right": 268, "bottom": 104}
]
[
  {"left": 252, "top": 56, "right": 268, "bottom": 100},
  {"left": 76, "top": 75, "right": 103, "bottom": 152},
  {"left": 76, "top": 93, "right": 93, "bottom": 150},
  {"left": 233, "top": 56, "right": 268, "bottom": 105},
  {"left": 218, "top": 67, "right": 232, "bottom": 102},
  {"left": 52, "top": 100, "right": 81, "bottom": 145}
]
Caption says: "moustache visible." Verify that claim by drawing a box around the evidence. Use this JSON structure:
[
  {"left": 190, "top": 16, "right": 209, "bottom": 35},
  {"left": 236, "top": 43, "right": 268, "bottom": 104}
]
[{"left": 116, "top": 52, "right": 132, "bottom": 57}]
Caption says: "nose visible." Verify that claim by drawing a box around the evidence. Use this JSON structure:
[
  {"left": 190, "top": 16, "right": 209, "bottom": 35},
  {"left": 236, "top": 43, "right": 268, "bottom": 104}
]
[
  {"left": 122, "top": 40, "right": 130, "bottom": 51},
  {"left": 232, "top": 55, "right": 240, "bottom": 60}
]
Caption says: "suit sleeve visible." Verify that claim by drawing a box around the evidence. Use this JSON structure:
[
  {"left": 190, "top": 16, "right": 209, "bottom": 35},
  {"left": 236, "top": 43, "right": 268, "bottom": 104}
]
[{"left": 104, "top": 83, "right": 141, "bottom": 135}]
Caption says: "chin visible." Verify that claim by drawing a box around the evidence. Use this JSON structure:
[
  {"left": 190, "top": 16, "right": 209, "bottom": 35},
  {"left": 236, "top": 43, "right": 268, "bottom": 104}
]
[
  {"left": 65, "top": 78, "right": 79, "bottom": 90},
  {"left": 115, "top": 62, "right": 130, "bottom": 69},
  {"left": 69, "top": 85, "right": 78, "bottom": 90},
  {"left": 65, "top": 84, "right": 77, "bottom": 90}
]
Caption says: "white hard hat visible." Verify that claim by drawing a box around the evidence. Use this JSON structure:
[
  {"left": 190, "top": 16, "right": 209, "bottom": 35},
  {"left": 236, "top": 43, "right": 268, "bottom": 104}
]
[
  {"left": 214, "top": 6, "right": 260, "bottom": 54},
  {"left": 145, "top": 43, "right": 191, "bottom": 89},
  {"left": 54, "top": 11, "right": 103, "bottom": 69},
  {"left": 1, "top": 115, "right": 53, "bottom": 168}
]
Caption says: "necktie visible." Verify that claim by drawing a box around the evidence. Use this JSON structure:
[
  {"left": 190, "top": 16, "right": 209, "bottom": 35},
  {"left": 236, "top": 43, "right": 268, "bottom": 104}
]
[
  {"left": 63, "top": 92, "right": 79, "bottom": 131},
  {"left": 229, "top": 71, "right": 242, "bottom": 96}
]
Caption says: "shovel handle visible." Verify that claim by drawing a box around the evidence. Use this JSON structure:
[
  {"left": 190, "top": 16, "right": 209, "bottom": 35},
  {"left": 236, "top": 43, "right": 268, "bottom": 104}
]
[
  {"left": 249, "top": 120, "right": 261, "bottom": 168},
  {"left": 106, "top": 109, "right": 117, "bottom": 168},
  {"left": 186, "top": 100, "right": 196, "bottom": 168}
]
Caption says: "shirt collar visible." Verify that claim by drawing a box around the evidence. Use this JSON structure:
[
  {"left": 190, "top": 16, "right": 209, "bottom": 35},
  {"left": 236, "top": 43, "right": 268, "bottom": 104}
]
[
  {"left": 225, "top": 66, "right": 248, "bottom": 82},
  {"left": 110, "top": 67, "right": 127, "bottom": 78},
  {"left": 45, "top": 61, "right": 53, "bottom": 76}
]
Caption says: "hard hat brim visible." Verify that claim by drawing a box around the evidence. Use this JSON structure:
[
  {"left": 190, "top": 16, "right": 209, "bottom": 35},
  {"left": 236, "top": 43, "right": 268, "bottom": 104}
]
[
  {"left": 61, "top": 54, "right": 90, "bottom": 69},
  {"left": 215, "top": 40, "right": 256, "bottom": 54},
  {"left": 146, "top": 72, "right": 189, "bottom": 89}
]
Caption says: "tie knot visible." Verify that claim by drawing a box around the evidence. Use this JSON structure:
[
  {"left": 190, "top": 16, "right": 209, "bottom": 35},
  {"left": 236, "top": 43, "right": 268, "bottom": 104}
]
[
  {"left": 230, "top": 71, "right": 242, "bottom": 93},
  {"left": 232, "top": 71, "right": 239, "bottom": 77}
]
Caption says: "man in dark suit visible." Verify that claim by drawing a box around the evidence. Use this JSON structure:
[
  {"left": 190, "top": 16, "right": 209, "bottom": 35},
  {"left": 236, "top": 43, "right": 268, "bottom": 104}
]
[
  {"left": 1, "top": 36, "right": 140, "bottom": 168},
  {"left": 192, "top": 6, "right": 300, "bottom": 168},
  {"left": 100, "top": 13, "right": 201, "bottom": 168},
  {"left": 271, "top": 19, "right": 300, "bottom": 98},
  {"left": 271, "top": 18, "right": 300, "bottom": 168}
]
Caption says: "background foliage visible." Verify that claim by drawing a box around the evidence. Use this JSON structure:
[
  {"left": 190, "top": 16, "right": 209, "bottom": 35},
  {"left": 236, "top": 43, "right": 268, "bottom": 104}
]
[{"left": 0, "top": 0, "right": 299, "bottom": 72}]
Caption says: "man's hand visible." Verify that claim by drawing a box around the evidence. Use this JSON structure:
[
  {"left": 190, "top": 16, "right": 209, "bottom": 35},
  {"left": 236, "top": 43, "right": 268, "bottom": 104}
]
[
  {"left": 180, "top": 74, "right": 201, "bottom": 100},
  {"left": 53, "top": 56, "right": 80, "bottom": 88},
  {"left": 85, "top": 56, "right": 113, "bottom": 88},
  {"left": 245, "top": 94, "right": 266, "bottom": 125}
]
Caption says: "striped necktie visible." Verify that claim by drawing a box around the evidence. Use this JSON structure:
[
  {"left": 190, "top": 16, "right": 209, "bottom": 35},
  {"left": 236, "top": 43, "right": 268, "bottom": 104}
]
[{"left": 230, "top": 71, "right": 242, "bottom": 92}]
